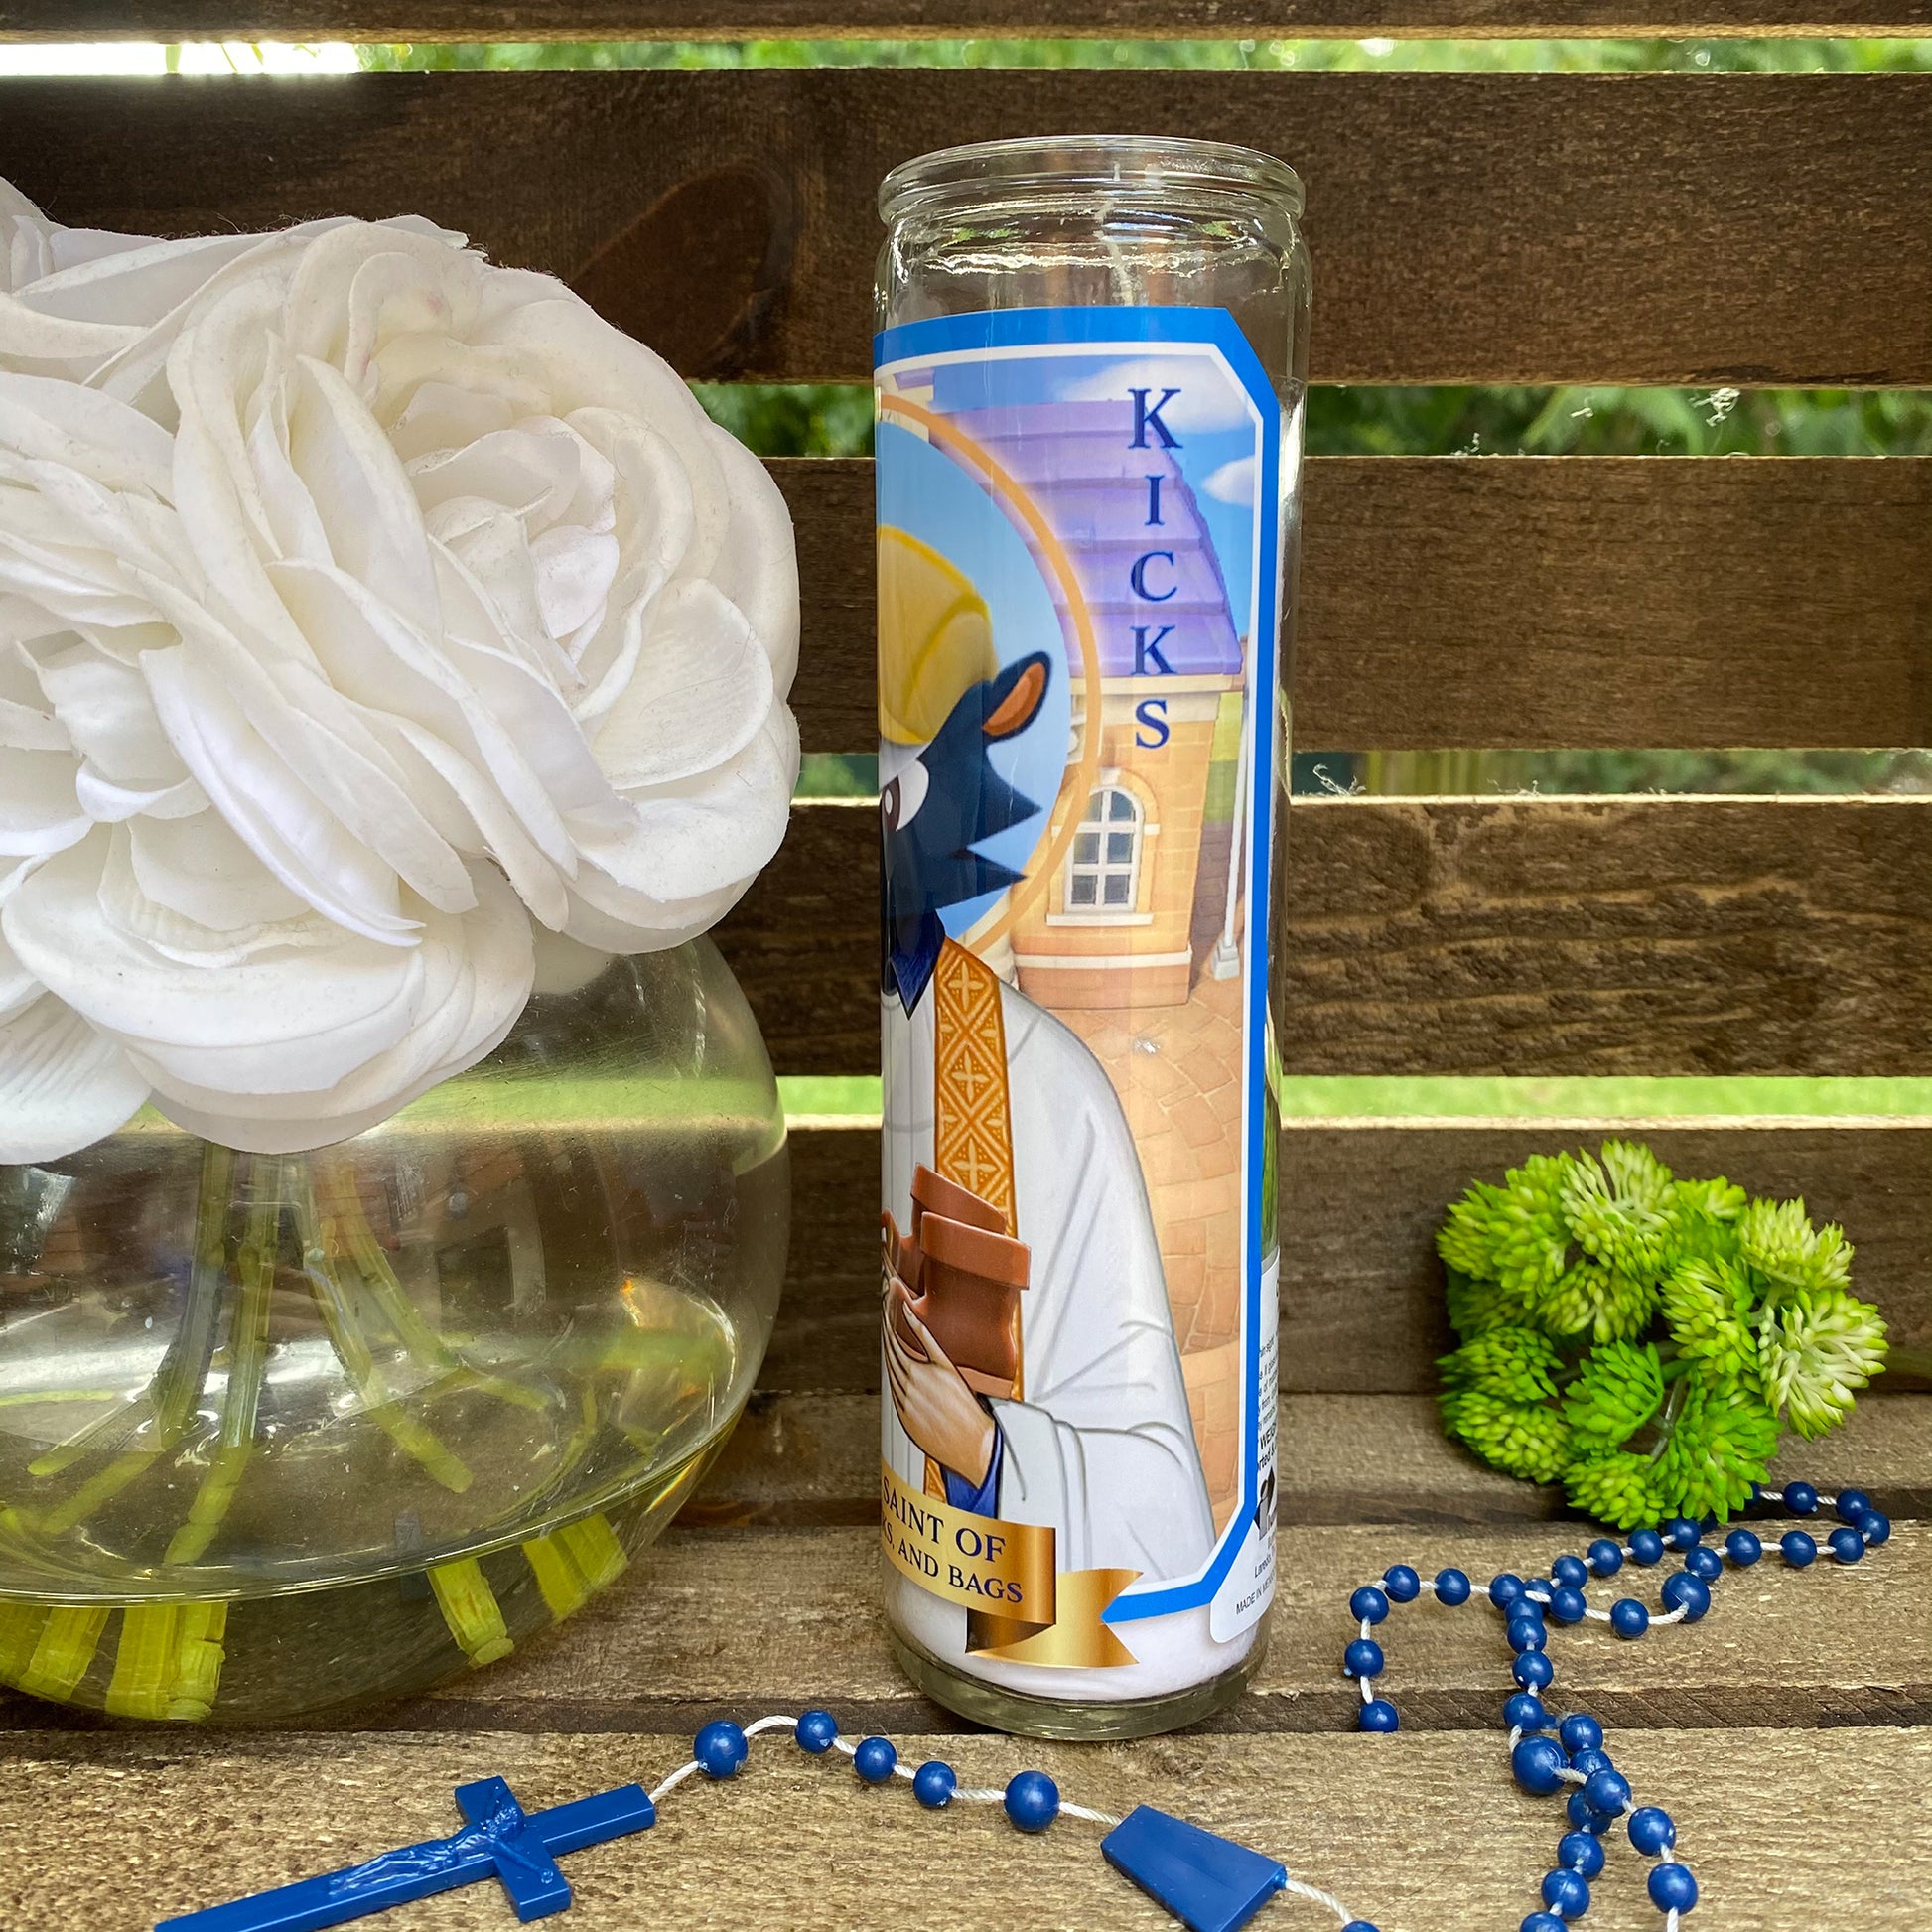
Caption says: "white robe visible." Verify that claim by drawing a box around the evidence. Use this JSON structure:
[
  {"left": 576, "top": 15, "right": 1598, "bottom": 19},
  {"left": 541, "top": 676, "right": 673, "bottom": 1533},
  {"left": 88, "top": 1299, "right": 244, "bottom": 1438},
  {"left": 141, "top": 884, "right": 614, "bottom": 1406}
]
[{"left": 884, "top": 973, "right": 1222, "bottom": 1696}]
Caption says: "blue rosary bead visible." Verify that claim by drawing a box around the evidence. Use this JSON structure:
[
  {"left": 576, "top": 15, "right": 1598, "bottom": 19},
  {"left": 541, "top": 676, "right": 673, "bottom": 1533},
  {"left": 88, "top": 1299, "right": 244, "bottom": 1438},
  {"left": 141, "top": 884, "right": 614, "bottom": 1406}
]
[
  {"left": 1344, "top": 1638, "right": 1385, "bottom": 1678},
  {"left": 853, "top": 1737, "right": 898, "bottom": 1784},
  {"left": 1558, "top": 1830, "right": 1606, "bottom": 1880},
  {"left": 1551, "top": 1554, "right": 1589, "bottom": 1589},
  {"left": 1520, "top": 1916, "right": 1567, "bottom": 1932},
  {"left": 1781, "top": 1530, "right": 1818, "bottom": 1568},
  {"left": 1784, "top": 1480, "right": 1820, "bottom": 1514},
  {"left": 1513, "top": 1650, "right": 1556, "bottom": 1692},
  {"left": 1663, "top": 1517, "right": 1701, "bottom": 1552},
  {"left": 912, "top": 1761, "right": 957, "bottom": 1809},
  {"left": 795, "top": 1709, "right": 840, "bottom": 1753},
  {"left": 1684, "top": 1545, "right": 1724, "bottom": 1583},
  {"left": 1540, "top": 1867, "right": 1590, "bottom": 1919},
  {"left": 1566, "top": 1748, "right": 1613, "bottom": 1780},
  {"left": 1661, "top": 1574, "right": 1711, "bottom": 1622},
  {"left": 1508, "top": 1617, "right": 1549, "bottom": 1654},
  {"left": 1511, "top": 1735, "right": 1568, "bottom": 1796},
  {"left": 1627, "top": 1806, "right": 1676, "bottom": 1856},
  {"left": 1724, "top": 1528, "right": 1762, "bottom": 1566},
  {"left": 694, "top": 1721, "right": 749, "bottom": 1779},
  {"left": 1566, "top": 1792, "right": 1608, "bottom": 1835},
  {"left": 1383, "top": 1564, "right": 1422, "bottom": 1602},
  {"left": 1341, "top": 1923, "right": 1382, "bottom": 1932},
  {"left": 1647, "top": 1863, "right": 1699, "bottom": 1913},
  {"left": 1558, "top": 1714, "right": 1603, "bottom": 1755},
  {"left": 1490, "top": 1572, "right": 1527, "bottom": 1609},
  {"left": 1835, "top": 1487, "right": 1873, "bottom": 1524},
  {"left": 791, "top": 1708, "right": 838, "bottom": 1753},
  {"left": 1350, "top": 1585, "right": 1391, "bottom": 1625},
  {"left": 1358, "top": 1698, "right": 1401, "bottom": 1732},
  {"left": 1586, "top": 1539, "right": 1623, "bottom": 1578},
  {"left": 1525, "top": 1577, "right": 1554, "bottom": 1603},
  {"left": 1583, "top": 1768, "right": 1631, "bottom": 1817},
  {"left": 1547, "top": 1586, "right": 1587, "bottom": 1626},
  {"left": 1004, "top": 1770, "right": 1059, "bottom": 1833},
  {"left": 1610, "top": 1598, "right": 1650, "bottom": 1638},
  {"left": 1628, "top": 1529, "right": 1664, "bottom": 1566},
  {"left": 1504, "top": 1692, "right": 1549, "bottom": 1732},
  {"left": 1828, "top": 1525, "right": 1866, "bottom": 1565},
  {"left": 1863, "top": 1510, "right": 1892, "bottom": 1546},
  {"left": 1436, "top": 1567, "right": 1472, "bottom": 1606}
]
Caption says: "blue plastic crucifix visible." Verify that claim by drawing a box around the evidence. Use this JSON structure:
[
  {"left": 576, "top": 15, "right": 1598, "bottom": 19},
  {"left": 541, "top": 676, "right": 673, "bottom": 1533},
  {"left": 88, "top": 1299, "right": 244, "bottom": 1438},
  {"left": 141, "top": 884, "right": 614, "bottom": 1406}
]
[{"left": 155, "top": 1777, "right": 656, "bottom": 1932}]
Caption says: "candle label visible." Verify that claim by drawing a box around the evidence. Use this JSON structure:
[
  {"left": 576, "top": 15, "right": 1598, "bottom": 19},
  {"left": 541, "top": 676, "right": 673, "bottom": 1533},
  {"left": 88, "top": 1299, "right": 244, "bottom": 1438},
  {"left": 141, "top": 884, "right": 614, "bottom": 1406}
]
[{"left": 877, "top": 307, "right": 1284, "bottom": 1698}]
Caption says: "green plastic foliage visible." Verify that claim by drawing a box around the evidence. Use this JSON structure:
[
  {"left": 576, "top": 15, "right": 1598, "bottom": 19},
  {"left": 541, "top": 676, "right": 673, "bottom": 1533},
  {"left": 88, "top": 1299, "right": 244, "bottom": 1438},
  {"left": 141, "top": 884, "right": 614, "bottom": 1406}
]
[{"left": 1435, "top": 1142, "right": 1887, "bottom": 1527}]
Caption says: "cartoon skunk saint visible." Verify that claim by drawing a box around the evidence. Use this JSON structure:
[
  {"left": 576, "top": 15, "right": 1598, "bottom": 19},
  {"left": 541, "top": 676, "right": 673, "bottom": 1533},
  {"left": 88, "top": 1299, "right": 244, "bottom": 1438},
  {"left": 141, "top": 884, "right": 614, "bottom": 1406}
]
[{"left": 878, "top": 526, "right": 1212, "bottom": 1674}]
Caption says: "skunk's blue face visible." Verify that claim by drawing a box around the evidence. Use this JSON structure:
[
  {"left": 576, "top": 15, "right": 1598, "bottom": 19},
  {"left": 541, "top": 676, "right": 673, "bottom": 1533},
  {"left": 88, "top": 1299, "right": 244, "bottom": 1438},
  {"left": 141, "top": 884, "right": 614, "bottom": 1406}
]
[{"left": 881, "top": 650, "right": 1054, "bottom": 1015}]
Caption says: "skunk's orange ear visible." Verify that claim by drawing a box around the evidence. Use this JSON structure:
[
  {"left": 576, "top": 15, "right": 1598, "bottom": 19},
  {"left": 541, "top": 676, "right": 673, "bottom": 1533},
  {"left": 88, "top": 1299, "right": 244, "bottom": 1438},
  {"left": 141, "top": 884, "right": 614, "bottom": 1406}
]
[{"left": 983, "top": 656, "right": 1049, "bottom": 740}]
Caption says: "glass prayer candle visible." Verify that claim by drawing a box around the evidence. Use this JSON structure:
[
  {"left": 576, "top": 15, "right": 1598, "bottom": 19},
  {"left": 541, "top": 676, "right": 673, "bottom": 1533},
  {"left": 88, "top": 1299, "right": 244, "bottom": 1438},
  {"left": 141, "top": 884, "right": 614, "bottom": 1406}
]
[{"left": 874, "top": 135, "right": 1308, "bottom": 1737}]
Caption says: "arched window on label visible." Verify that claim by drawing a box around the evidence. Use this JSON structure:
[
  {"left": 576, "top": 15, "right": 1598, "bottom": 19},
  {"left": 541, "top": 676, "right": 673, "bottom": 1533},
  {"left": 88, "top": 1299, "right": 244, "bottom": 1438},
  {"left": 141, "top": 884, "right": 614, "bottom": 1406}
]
[{"left": 1065, "top": 785, "right": 1144, "bottom": 917}]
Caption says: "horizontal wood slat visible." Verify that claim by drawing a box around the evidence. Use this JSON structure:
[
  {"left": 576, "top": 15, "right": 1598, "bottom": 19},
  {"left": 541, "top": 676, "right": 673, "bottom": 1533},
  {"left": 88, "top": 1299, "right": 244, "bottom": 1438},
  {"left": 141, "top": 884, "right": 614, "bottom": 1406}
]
[
  {"left": 689, "top": 1390, "right": 1932, "bottom": 1526},
  {"left": 439, "top": 1522, "right": 1932, "bottom": 1732},
  {"left": 777, "top": 1122, "right": 1932, "bottom": 1397},
  {"left": 6, "top": 72, "right": 1932, "bottom": 385},
  {"left": 721, "top": 796, "right": 1932, "bottom": 1078},
  {"left": 778, "top": 456, "right": 1932, "bottom": 754},
  {"left": 9, "top": 2, "right": 1932, "bottom": 39},
  {"left": 6, "top": 1727, "right": 1927, "bottom": 1931}
]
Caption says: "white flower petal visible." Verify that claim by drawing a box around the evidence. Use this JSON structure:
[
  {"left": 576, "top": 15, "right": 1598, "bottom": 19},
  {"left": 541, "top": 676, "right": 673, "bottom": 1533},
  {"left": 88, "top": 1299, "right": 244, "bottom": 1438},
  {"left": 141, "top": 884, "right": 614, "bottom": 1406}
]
[
  {"left": 591, "top": 579, "right": 773, "bottom": 792},
  {"left": 143, "top": 644, "right": 418, "bottom": 943},
  {"left": 4, "top": 836, "right": 422, "bottom": 1095},
  {"left": 0, "top": 995, "right": 147, "bottom": 1162},
  {"left": 705, "top": 421, "right": 799, "bottom": 695}
]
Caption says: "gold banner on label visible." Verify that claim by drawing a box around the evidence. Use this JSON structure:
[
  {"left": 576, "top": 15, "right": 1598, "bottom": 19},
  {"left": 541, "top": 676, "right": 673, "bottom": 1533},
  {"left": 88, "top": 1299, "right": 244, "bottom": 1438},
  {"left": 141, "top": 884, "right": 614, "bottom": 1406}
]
[{"left": 880, "top": 1461, "right": 1140, "bottom": 1668}]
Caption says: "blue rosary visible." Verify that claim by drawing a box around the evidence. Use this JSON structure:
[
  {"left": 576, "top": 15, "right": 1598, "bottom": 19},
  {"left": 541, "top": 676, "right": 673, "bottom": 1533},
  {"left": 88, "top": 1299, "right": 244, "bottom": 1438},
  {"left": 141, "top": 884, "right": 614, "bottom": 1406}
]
[{"left": 159, "top": 1481, "right": 1889, "bottom": 1932}]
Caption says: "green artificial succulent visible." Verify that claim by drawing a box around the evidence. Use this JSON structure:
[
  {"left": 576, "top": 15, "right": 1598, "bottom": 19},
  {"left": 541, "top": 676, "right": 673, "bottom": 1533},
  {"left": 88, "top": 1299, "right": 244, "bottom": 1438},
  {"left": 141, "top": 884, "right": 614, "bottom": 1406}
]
[{"left": 1434, "top": 1142, "right": 1887, "bottom": 1528}]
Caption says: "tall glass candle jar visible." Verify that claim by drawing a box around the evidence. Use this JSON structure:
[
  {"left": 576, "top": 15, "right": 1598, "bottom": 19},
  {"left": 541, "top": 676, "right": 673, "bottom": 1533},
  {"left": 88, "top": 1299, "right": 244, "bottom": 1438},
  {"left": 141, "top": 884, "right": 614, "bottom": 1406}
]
[{"left": 874, "top": 136, "right": 1308, "bottom": 1737}]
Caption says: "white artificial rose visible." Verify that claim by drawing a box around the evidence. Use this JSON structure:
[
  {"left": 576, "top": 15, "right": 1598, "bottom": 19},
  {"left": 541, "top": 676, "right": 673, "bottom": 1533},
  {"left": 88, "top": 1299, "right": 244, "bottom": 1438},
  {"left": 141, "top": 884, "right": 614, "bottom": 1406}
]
[{"left": 0, "top": 183, "right": 798, "bottom": 1159}]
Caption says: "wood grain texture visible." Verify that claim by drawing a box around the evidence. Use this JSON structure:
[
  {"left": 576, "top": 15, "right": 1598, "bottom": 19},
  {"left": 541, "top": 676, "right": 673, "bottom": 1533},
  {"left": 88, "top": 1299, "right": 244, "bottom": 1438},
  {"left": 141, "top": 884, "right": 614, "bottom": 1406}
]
[
  {"left": 410, "top": 1519, "right": 1932, "bottom": 1731},
  {"left": 10, "top": 0, "right": 1932, "bottom": 37},
  {"left": 682, "top": 1391, "right": 1932, "bottom": 1525},
  {"left": 721, "top": 797, "right": 1932, "bottom": 1078},
  {"left": 776, "top": 1121, "right": 1932, "bottom": 1397},
  {"left": 776, "top": 456, "right": 1932, "bottom": 755},
  {"left": 3, "top": 1728, "right": 1927, "bottom": 1931},
  {"left": 6, "top": 72, "right": 1932, "bottom": 384}
]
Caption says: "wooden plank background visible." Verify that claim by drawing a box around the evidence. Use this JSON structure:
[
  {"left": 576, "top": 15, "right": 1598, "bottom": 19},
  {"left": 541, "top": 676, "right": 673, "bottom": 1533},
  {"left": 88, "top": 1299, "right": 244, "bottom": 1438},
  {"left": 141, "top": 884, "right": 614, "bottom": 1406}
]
[
  {"left": 691, "top": 1390, "right": 1932, "bottom": 1524},
  {"left": 723, "top": 797, "right": 1932, "bottom": 1077},
  {"left": 5, "top": 71, "right": 1932, "bottom": 385},
  {"left": 779, "top": 1122, "right": 1932, "bottom": 1398},
  {"left": 7, "top": 0, "right": 1932, "bottom": 37},
  {"left": 7, "top": 1724, "right": 1929, "bottom": 1931},
  {"left": 778, "top": 458, "right": 1932, "bottom": 755}
]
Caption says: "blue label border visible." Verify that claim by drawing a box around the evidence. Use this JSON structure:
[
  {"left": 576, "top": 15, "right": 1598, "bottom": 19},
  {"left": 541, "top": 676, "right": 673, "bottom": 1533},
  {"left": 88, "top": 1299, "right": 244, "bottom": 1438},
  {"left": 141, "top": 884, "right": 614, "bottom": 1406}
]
[{"left": 877, "top": 305, "right": 1282, "bottom": 1628}]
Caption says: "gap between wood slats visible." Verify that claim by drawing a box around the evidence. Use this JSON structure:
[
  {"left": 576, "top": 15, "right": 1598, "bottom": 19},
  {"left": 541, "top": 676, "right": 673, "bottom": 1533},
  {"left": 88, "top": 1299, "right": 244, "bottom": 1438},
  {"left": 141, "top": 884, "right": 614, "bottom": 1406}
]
[
  {"left": 8, "top": 3, "right": 1932, "bottom": 39},
  {"left": 4, "top": 1731, "right": 1926, "bottom": 1932},
  {"left": 777, "top": 1122, "right": 1932, "bottom": 1397},
  {"left": 5, "top": 72, "right": 1931, "bottom": 385},
  {"left": 774, "top": 457, "right": 1932, "bottom": 755},
  {"left": 719, "top": 795, "right": 1932, "bottom": 1080}
]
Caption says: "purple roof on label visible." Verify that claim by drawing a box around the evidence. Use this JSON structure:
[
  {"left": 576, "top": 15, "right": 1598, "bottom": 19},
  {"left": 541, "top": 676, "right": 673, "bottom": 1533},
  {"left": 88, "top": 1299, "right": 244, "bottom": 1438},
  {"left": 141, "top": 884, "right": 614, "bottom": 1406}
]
[{"left": 950, "top": 401, "right": 1243, "bottom": 680}]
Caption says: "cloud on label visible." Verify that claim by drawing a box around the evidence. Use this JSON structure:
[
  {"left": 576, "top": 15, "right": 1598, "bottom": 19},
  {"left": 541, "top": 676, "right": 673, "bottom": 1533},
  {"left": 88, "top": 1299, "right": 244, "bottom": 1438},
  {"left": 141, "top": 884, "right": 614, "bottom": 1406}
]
[
  {"left": 1055, "top": 354, "right": 1253, "bottom": 434},
  {"left": 1203, "top": 455, "right": 1256, "bottom": 504}
]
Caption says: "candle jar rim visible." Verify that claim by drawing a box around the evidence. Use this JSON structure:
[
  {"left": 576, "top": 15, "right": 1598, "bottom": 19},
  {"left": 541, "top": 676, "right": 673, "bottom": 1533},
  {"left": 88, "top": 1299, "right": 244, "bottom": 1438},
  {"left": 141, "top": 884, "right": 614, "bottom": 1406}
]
[{"left": 879, "top": 134, "right": 1304, "bottom": 224}]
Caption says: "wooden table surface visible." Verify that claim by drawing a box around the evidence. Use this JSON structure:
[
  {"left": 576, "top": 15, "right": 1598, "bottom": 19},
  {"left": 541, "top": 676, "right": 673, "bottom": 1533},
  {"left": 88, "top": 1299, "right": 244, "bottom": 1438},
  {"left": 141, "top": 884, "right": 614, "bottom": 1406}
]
[{"left": 3, "top": 1391, "right": 1925, "bottom": 1932}]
